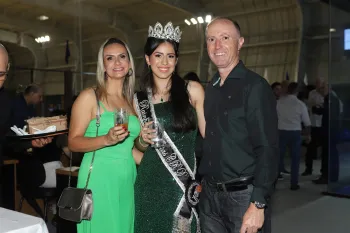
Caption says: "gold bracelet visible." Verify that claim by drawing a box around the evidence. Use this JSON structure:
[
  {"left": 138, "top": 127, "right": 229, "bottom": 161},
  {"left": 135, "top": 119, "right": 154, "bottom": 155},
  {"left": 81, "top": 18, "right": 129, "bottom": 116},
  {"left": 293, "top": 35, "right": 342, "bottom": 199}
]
[{"left": 138, "top": 136, "right": 148, "bottom": 147}]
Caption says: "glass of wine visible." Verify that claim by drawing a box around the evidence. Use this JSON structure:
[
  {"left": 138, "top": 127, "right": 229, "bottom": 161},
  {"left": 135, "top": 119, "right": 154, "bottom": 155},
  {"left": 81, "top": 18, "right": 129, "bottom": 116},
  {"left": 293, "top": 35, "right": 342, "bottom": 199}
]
[{"left": 114, "top": 108, "right": 129, "bottom": 130}]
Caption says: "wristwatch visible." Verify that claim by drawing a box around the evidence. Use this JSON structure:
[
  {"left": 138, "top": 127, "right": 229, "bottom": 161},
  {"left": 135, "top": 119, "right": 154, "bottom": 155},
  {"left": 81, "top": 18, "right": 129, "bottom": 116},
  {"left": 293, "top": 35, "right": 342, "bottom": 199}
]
[{"left": 253, "top": 201, "right": 266, "bottom": 209}]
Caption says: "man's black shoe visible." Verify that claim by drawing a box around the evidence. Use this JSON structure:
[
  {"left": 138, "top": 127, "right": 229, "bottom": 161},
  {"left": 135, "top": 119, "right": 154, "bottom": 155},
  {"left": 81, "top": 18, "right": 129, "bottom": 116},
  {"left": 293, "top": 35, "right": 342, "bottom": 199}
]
[
  {"left": 312, "top": 177, "right": 328, "bottom": 184},
  {"left": 290, "top": 184, "right": 300, "bottom": 190},
  {"left": 301, "top": 170, "right": 312, "bottom": 176}
]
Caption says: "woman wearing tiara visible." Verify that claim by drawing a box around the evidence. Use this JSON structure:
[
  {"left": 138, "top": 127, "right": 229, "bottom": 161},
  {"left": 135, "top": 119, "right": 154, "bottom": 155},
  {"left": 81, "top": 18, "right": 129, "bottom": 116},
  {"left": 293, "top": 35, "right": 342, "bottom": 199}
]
[{"left": 133, "top": 22, "right": 205, "bottom": 233}]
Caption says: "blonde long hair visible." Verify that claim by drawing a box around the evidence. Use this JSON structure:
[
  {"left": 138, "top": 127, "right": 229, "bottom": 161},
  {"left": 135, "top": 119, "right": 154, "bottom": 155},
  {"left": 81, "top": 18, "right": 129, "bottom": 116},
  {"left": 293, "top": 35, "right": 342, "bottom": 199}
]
[{"left": 96, "top": 38, "right": 135, "bottom": 106}]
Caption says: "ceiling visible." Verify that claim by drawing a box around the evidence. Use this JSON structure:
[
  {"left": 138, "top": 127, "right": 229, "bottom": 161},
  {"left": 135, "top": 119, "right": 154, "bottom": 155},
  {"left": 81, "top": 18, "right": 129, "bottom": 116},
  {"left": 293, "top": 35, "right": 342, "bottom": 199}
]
[
  {"left": 0, "top": 0, "right": 199, "bottom": 43},
  {"left": 0, "top": 0, "right": 301, "bottom": 44}
]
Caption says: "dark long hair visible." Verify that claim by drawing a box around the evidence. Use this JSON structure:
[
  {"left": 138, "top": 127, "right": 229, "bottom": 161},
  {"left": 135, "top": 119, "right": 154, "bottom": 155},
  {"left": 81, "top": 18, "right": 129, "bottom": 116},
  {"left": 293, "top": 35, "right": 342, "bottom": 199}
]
[{"left": 141, "top": 37, "right": 196, "bottom": 132}]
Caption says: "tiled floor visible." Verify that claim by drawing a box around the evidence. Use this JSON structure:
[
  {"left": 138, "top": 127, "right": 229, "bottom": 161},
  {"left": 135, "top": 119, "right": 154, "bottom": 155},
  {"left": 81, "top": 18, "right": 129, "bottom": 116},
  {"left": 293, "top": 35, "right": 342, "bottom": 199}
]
[
  {"left": 272, "top": 156, "right": 350, "bottom": 233},
  {"left": 47, "top": 158, "right": 350, "bottom": 233}
]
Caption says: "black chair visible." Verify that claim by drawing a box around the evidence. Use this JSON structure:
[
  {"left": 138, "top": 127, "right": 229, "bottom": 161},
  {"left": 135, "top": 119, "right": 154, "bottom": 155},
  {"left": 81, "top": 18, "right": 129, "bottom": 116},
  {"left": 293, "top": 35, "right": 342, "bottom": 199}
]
[{"left": 18, "top": 185, "right": 58, "bottom": 222}]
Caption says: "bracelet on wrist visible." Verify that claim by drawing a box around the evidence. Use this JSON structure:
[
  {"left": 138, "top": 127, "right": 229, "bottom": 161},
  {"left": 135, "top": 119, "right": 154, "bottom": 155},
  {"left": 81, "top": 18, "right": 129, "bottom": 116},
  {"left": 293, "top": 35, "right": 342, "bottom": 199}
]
[{"left": 138, "top": 136, "right": 149, "bottom": 147}]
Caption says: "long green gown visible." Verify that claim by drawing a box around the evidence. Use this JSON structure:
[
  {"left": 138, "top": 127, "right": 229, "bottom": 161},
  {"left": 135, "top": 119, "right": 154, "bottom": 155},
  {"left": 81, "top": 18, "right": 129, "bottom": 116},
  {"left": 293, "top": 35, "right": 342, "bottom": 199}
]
[
  {"left": 77, "top": 102, "right": 140, "bottom": 233},
  {"left": 134, "top": 102, "right": 198, "bottom": 233}
]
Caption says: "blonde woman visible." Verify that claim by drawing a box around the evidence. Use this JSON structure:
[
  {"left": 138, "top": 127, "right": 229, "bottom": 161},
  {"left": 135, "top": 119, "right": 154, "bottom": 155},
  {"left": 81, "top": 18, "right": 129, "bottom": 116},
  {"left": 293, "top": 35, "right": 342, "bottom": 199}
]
[{"left": 68, "top": 38, "right": 142, "bottom": 233}]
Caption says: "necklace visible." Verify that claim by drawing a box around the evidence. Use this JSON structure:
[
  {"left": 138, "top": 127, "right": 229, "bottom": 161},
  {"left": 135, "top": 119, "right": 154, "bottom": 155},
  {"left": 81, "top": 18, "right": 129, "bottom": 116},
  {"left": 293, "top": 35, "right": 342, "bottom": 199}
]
[{"left": 156, "top": 90, "right": 168, "bottom": 103}]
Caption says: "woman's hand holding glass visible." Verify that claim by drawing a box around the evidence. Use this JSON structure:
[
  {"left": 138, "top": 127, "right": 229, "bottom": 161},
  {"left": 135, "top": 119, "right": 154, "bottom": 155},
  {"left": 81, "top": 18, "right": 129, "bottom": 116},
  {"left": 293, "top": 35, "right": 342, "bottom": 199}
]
[
  {"left": 141, "top": 121, "right": 156, "bottom": 145},
  {"left": 105, "top": 125, "right": 129, "bottom": 146},
  {"left": 141, "top": 121, "right": 165, "bottom": 148}
]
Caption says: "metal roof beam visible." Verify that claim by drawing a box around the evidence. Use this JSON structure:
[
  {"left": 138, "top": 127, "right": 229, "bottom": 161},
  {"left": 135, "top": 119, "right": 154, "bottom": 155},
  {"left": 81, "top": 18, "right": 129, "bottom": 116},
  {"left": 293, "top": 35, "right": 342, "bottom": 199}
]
[{"left": 154, "top": 0, "right": 204, "bottom": 14}]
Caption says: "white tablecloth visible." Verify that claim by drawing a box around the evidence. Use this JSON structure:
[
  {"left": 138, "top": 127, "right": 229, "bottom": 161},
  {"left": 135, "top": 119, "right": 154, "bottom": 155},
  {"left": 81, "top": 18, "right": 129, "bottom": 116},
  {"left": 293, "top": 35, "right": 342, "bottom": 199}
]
[{"left": 0, "top": 208, "right": 49, "bottom": 233}]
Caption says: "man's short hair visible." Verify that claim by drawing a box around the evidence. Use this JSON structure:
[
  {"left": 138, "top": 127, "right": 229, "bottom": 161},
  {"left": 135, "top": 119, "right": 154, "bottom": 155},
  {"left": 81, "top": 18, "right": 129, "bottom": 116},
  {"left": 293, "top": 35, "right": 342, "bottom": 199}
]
[
  {"left": 24, "top": 84, "right": 42, "bottom": 95},
  {"left": 271, "top": 82, "right": 281, "bottom": 89},
  {"left": 287, "top": 82, "right": 299, "bottom": 94},
  {"left": 206, "top": 17, "right": 241, "bottom": 36}
]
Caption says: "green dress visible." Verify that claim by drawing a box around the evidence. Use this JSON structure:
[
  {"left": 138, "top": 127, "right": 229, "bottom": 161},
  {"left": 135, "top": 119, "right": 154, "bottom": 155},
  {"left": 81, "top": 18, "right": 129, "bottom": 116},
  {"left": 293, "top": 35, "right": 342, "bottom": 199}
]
[
  {"left": 77, "top": 102, "right": 140, "bottom": 233},
  {"left": 134, "top": 102, "right": 198, "bottom": 233}
]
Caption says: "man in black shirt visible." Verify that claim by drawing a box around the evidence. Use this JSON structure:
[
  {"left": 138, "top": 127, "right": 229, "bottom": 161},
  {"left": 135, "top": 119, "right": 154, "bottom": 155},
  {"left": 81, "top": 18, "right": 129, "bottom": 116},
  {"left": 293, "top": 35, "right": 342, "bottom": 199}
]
[
  {"left": 312, "top": 84, "right": 341, "bottom": 184},
  {"left": 198, "top": 18, "right": 279, "bottom": 233},
  {"left": 0, "top": 43, "right": 52, "bottom": 207}
]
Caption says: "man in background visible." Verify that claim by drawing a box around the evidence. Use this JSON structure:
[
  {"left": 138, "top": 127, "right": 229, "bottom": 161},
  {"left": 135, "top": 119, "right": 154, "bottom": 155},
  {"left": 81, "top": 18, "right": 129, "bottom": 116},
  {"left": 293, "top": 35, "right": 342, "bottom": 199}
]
[
  {"left": 313, "top": 82, "right": 341, "bottom": 184},
  {"left": 277, "top": 82, "right": 311, "bottom": 190},
  {"left": 12, "top": 83, "right": 43, "bottom": 128},
  {"left": 271, "top": 82, "right": 282, "bottom": 100},
  {"left": 0, "top": 43, "right": 51, "bottom": 207},
  {"left": 302, "top": 78, "right": 325, "bottom": 176}
]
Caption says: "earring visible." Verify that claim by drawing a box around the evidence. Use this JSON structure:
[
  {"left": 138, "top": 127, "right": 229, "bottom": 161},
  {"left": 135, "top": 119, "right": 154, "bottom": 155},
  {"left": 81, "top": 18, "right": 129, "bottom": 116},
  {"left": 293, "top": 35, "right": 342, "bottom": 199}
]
[{"left": 127, "top": 68, "right": 133, "bottom": 77}]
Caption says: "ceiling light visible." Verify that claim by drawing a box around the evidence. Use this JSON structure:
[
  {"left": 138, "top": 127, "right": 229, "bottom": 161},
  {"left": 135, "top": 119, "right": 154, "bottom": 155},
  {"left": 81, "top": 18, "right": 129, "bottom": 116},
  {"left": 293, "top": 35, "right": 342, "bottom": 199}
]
[
  {"left": 190, "top": 18, "right": 197, "bottom": 25},
  {"left": 205, "top": 15, "right": 212, "bottom": 23},
  {"left": 35, "top": 35, "right": 50, "bottom": 43},
  {"left": 330, "top": 28, "right": 336, "bottom": 32},
  {"left": 37, "top": 15, "right": 49, "bottom": 21},
  {"left": 184, "top": 19, "right": 191, "bottom": 26},
  {"left": 197, "top": 17, "right": 204, "bottom": 24}
]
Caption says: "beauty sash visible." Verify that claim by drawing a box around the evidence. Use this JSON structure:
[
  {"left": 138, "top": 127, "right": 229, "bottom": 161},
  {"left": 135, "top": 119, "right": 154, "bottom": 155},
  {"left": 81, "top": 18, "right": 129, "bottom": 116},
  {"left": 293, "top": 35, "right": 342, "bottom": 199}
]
[{"left": 134, "top": 89, "right": 201, "bottom": 233}]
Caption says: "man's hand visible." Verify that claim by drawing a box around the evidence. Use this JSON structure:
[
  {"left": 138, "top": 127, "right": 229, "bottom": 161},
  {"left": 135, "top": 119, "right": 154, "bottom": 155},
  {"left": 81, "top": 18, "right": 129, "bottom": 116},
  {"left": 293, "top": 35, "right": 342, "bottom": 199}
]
[
  {"left": 240, "top": 203, "right": 265, "bottom": 233},
  {"left": 31, "top": 137, "right": 53, "bottom": 148},
  {"left": 305, "top": 135, "right": 311, "bottom": 144}
]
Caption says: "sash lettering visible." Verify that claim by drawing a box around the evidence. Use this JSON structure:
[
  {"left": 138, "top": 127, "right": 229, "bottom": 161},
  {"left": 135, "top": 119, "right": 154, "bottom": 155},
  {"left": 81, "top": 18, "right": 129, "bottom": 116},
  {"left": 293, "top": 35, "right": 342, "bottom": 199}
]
[{"left": 134, "top": 90, "right": 200, "bottom": 233}]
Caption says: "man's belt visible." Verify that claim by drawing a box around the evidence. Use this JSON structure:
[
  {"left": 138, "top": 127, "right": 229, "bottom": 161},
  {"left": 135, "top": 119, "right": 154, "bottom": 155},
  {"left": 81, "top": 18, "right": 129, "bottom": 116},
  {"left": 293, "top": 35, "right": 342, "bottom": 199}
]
[{"left": 207, "top": 176, "right": 254, "bottom": 192}]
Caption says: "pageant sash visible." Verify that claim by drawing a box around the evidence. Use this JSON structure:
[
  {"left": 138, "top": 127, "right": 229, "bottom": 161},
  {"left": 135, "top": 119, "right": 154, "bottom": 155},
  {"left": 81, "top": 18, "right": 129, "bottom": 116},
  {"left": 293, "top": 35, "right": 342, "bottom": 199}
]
[{"left": 134, "top": 89, "right": 200, "bottom": 233}]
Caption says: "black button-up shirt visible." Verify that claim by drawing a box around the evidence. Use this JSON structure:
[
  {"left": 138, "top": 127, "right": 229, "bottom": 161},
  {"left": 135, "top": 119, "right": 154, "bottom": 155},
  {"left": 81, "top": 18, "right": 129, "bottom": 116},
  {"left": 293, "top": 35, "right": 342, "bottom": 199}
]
[{"left": 199, "top": 61, "right": 279, "bottom": 205}]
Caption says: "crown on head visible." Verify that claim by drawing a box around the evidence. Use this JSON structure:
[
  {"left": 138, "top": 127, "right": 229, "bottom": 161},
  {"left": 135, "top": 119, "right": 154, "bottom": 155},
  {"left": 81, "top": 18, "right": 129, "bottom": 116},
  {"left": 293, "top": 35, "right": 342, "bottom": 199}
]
[{"left": 148, "top": 22, "right": 182, "bottom": 43}]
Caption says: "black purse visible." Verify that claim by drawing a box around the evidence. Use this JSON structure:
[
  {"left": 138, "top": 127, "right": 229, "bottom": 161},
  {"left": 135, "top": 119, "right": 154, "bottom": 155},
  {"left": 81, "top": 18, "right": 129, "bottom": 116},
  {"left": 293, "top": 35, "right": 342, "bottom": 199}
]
[{"left": 57, "top": 90, "right": 101, "bottom": 223}]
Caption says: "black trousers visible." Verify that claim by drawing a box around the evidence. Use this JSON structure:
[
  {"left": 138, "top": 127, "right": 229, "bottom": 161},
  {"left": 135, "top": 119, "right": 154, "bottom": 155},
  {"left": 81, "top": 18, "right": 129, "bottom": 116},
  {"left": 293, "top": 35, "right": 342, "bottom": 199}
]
[
  {"left": 320, "top": 131, "right": 339, "bottom": 182},
  {"left": 305, "top": 127, "right": 322, "bottom": 172},
  {"left": 199, "top": 180, "right": 271, "bottom": 233}
]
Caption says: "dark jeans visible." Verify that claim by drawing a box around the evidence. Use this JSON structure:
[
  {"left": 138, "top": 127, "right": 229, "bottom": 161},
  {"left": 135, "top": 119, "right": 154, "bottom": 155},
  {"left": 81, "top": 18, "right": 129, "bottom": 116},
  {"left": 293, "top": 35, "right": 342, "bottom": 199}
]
[
  {"left": 305, "top": 127, "right": 322, "bottom": 172},
  {"left": 279, "top": 130, "right": 302, "bottom": 185},
  {"left": 199, "top": 180, "right": 271, "bottom": 233}
]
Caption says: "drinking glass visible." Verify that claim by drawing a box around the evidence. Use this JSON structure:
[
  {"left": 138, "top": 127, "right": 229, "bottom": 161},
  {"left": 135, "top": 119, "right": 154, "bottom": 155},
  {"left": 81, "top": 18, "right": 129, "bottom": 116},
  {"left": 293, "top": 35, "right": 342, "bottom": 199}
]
[
  {"left": 114, "top": 108, "right": 129, "bottom": 130},
  {"left": 148, "top": 121, "right": 165, "bottom": 148}
]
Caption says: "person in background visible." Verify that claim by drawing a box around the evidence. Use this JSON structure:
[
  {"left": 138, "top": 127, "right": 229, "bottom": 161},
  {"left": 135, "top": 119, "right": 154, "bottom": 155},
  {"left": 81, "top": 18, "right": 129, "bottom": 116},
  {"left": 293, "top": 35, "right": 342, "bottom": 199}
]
[
  {"left": 302, "top": 78, "right": 325, "bottom": 176},
  {"left": 198, "top": 17, "right": 278, "bottom": 233},
  {"left": 12, "top": 84, "right": 43, "bottom": 128},
  {"left": 277, "top": 82, "right": 311, "bottom": 190},
  {"left": 312, "top": 83, "right": 341, "bottom": 184},
  {"left": 0, "top": 43, "right": 52, "bottom": 207},
  {"left": 271, "top": 82, "right": 282, "bottom": 100},
  {"left": 69, "top": 38, "right": 142, "bottom": 233},
  {"left": 281, "top": 80, "right": 290, "bottom": 97},
  {"left": 184, "top": 71, "right": 201, "bottom": 83}
]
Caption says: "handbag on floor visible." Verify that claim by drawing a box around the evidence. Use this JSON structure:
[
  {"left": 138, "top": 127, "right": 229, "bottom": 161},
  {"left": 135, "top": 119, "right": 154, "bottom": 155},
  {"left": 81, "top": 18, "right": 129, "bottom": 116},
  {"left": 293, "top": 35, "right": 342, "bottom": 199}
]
[{"left": 57, "top": 90, "right": 100, "bottom": 223}]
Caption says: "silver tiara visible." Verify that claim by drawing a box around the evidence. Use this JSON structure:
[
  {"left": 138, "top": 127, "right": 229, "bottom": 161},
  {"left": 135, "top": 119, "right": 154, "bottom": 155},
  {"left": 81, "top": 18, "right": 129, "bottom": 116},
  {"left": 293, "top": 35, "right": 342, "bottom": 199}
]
[{"left": 148, "top": 22, "right": 182, "bottom": 43}]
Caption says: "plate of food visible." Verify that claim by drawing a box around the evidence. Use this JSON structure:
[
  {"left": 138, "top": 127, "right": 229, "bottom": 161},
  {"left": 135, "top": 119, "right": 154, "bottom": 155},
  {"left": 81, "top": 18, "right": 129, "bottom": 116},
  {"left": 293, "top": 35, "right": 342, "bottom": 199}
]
[
  {"left": 7, "top": 129, "right": 69, "bottom": 140},
  {"left": 7, "top": 115, "right": 69, "bottom": 140}
]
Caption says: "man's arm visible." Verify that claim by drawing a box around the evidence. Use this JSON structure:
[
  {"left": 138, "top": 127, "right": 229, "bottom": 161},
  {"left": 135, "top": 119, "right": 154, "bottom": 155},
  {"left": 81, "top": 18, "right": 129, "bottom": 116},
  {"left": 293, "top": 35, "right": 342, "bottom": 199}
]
[{"left": 246, "top": 79, "right": 279, "bottom": 205}]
